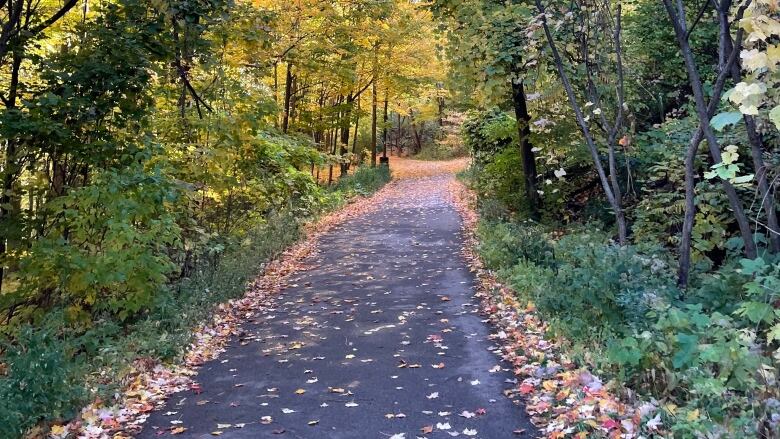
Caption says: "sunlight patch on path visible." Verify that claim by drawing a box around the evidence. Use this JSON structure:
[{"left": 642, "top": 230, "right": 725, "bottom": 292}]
[{"left": 389, "top": 157, "right": 470, "bottom": 179}]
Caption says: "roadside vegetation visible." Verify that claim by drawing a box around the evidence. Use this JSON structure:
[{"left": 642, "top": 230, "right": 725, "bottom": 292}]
[
  {"left": 0, "top": 0, "right": 429, "bottom": 435},
  {"left": 436, "top": 0, "right": 780, "bottom": 436}
]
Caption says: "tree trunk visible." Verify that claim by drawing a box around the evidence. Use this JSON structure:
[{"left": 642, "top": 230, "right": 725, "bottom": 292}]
[
  {"left": 662, "top": 0, "right": 756, "bottom": 259},
  {"left": 382, "top": 95, "right": 389, "bottom": 158},
  {"left": 352, "top": 95, "right": 360, "bottom": 162},
  {"left": 273, "top": 61, "right": 279, "bottom": 128},
  {"left": 722, "top": 34, "right": 780, "bottom": 253},
  {"left": 0, "top": 50, "right": 21, "bottom": 294},
  {"left": 678, "top": 129, "right": 701, "bottom": 287},
  {"left": 535, "top": 0, "right": 627, "bottom": 244},
  {"left": 340, "top": 94, "right": 354, "bottom": 176},
  {"left": 510, "top": 72, "right": 539, "bottom": 218},
  {"left": 282, "top": 62, "right": 293, "bottom": 133},
  {"left": 371, "top": 81, "right": 377, "bottom": 167}
]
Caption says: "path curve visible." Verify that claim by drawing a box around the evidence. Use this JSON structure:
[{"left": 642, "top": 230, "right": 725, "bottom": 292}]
[{"left": 138, "top": 174, "right": 536, "bottom": 439}]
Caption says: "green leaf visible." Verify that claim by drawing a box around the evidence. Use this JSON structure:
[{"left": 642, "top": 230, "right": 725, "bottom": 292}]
[
  {"left": 738, "top": 301, "right": 774, "bottom": 324},
  {"left": 732, "top": 174, "right": 754, "bottom": 184},
  {"left": 672, "top": 333, "right": 699, "bottom": 369},
  {"left": 740, "top": 257, "right": 766, "bottom": 275},
  {"left": 770, "top": 105, "right": 780, "bottom": 131},
  {"left": 710, "top": 112, "right": 743, "bottom": 131},
  {"left": 768, "top": 323, "right": 780, "bottom": 343}
]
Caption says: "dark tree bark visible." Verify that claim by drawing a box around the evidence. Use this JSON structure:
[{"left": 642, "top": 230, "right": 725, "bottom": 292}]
[
  {"left": 382, "top": 95, "right": 389, "bottom": 158},
  {"left": 677, "top": 3, "right": 745, "bottom": 286},
  {"left": 663, "top": 0, "right": 757, "bottom": 263},
  {"left": 352, "top": 95, "right": 360, "bottom": 161},
  {"left": 510, "top": 71, "right": 539, "bottom": 218},
  {"left": 273, "top": 61, "right": 279, "bottom": 128},
  {"left": 371, "top": 80, "right": 377, "bottom": 167},
  {"left": 719, "top": 17, "right": 780, "bottom": 253},
  {"left": 339, "top": 93, "right": 353, "bottom": 176},
  {"left": 0, "top": 49, "right": 21, "bottom": 294},
  {"left": 282, "top": 62, "right": 293, "bottom": 133}
]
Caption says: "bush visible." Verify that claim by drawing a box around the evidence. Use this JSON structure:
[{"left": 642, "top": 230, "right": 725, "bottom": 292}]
[
  {"left": 0, "top": 322, "right": 87, "bottom": 437},
  {"left": 334, "top": 165, "right": 391, "bottom": 196},
  {"left": 475, "top": 216, "right": 779, "bottom": 437},
  {"left": 7, "top": 163, "right": 181, "bottom": 324},
  {"left": 478, "top": 222, "right": 677, "bottom": 339},
  {"left": 461, "top": 109, "right": 516, "bottom": 164},
  {"left": 539, "top": 232, "right": 678, "bottom": 337},
  {"left": 476, "top": 221, "right": 554, "bottom": 270},
  {"left": 414, "top": 139, "right": 468, "bottom": 160}
]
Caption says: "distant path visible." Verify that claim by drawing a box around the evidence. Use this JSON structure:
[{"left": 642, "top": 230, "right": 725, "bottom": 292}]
[{"left": 137, "top": 173, "right": 536, "bottom": 439}]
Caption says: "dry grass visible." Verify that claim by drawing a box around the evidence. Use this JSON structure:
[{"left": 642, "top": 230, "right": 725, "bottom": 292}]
[{"left": 389, "top": 156, "right": 470, "bottom": 179}]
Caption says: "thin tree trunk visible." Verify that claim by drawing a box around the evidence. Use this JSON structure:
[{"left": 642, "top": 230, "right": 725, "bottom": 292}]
[
  {"left": 382, "top": 95, "right": 389, "bottom": 158},
  {"left": 282, "top": 62, "right": 293, "bottom": 133},
  {"left": 0, "top": 50, "right": 22, "bottom": 294},
  {"left": 352, "top": 95, "right": 360, "bottom": 162},
  {"left": 510, "top": 70, "right": 539, "bottom": 218},
  {"left": 396, "top": 113, "right": 402, "bottom": 156},
  {"left": 371, "top": 80, "right": 377, "bottom": 167},
  {"left": 721, "top": 32, "right": 780, "bottom": 252},
  {"left": 535, "top": 0, "right": 627, "bottom": 244},
  {"left": 339, "top": 94, "right": 354, "bottom": 176},
  {"left": 663, "top": 0, "right": 756, "bottom": 259},
  {"left": 273, "top": 61, "right": 279, "bottom": 129},
  {"left": 744, "top": 115, "right": 780, "bottom": 252}
]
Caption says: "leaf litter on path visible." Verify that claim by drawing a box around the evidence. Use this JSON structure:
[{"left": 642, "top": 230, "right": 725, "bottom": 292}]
[{"left": 446, "top": 179, "right": 645, "bottom": 438}]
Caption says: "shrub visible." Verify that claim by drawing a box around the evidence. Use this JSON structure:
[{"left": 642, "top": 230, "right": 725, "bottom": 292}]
[
  {"left": 476, "top": 221, "right": 554, "bottom": 270},
  {"left": 475, "top": 216, "right": 778, "bottom": 437},
  {"left": 0, "top": 322, "right": 87, "bottom": 437},
  {"left": 540, "top": 233, "right": 678, "bottom": 336},
  {"left": 0, "top": 161, "right": 391, "bottom": 438},
  {"left": 483, "top": 227, "right": 678, "bottom": 340},
  {"left": 461, "top": 109, "right": 515, "bottom": 164},
  {"left": 334, "top": 165, "right": 391, "bottom": 196},
  {"left": 8, "top": 163, "right": 181, "bottom": 323}
]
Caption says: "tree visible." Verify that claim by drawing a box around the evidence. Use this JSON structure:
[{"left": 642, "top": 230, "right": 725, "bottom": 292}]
[{"left": 532, "top": 0, "right": 629, "bottom": 243}]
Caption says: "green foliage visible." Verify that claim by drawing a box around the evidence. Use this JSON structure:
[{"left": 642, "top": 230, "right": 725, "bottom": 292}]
[
  {"left": 476, "top": 221, "right": 554, "bottom": 269},
  {"left": 479, "top": 224, "right": 677, "bottom": 339},
  {"left": 414, "top": 141, "right": 467, "bottom": 161},
  {"left": 334, "top": 165, "right": 392, "bottom": 197},
  {"left": 631, "top": 114, "right": 740, "bottom": 264},
  {"left": 736, "top": 256, "right": 780, "bottom": 343},
  {"left": 476, "top": 217, "right": 777, "bottom": 436},
  {"left": 461, "top": 109, "right": 516, "bottom": 164},
  {"left": 8, "top": 162, "right": 180, "bottom": 323},
  {"left": 0, "top": 171, "right": 389, "bottom": 437},
  {"left": 622, "top": 0, "right": 719, "bottom": 128},
  {"left": 0, "top": 322, "right": 87, "bottom": 437}
]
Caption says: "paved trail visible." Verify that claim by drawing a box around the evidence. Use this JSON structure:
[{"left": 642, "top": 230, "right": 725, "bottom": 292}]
[{"left": 138, "top": 175, "right": 536, "bottom": 439}]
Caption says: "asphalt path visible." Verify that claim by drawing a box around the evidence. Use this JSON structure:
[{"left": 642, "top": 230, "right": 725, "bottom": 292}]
[{"left": 137, "top": 175, "right": 537, "bottom": 439}]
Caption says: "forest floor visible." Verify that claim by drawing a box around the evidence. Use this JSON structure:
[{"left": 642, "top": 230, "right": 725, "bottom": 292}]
[{"left": 131, "top": 165, "right": 536, "bottom": 439}]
